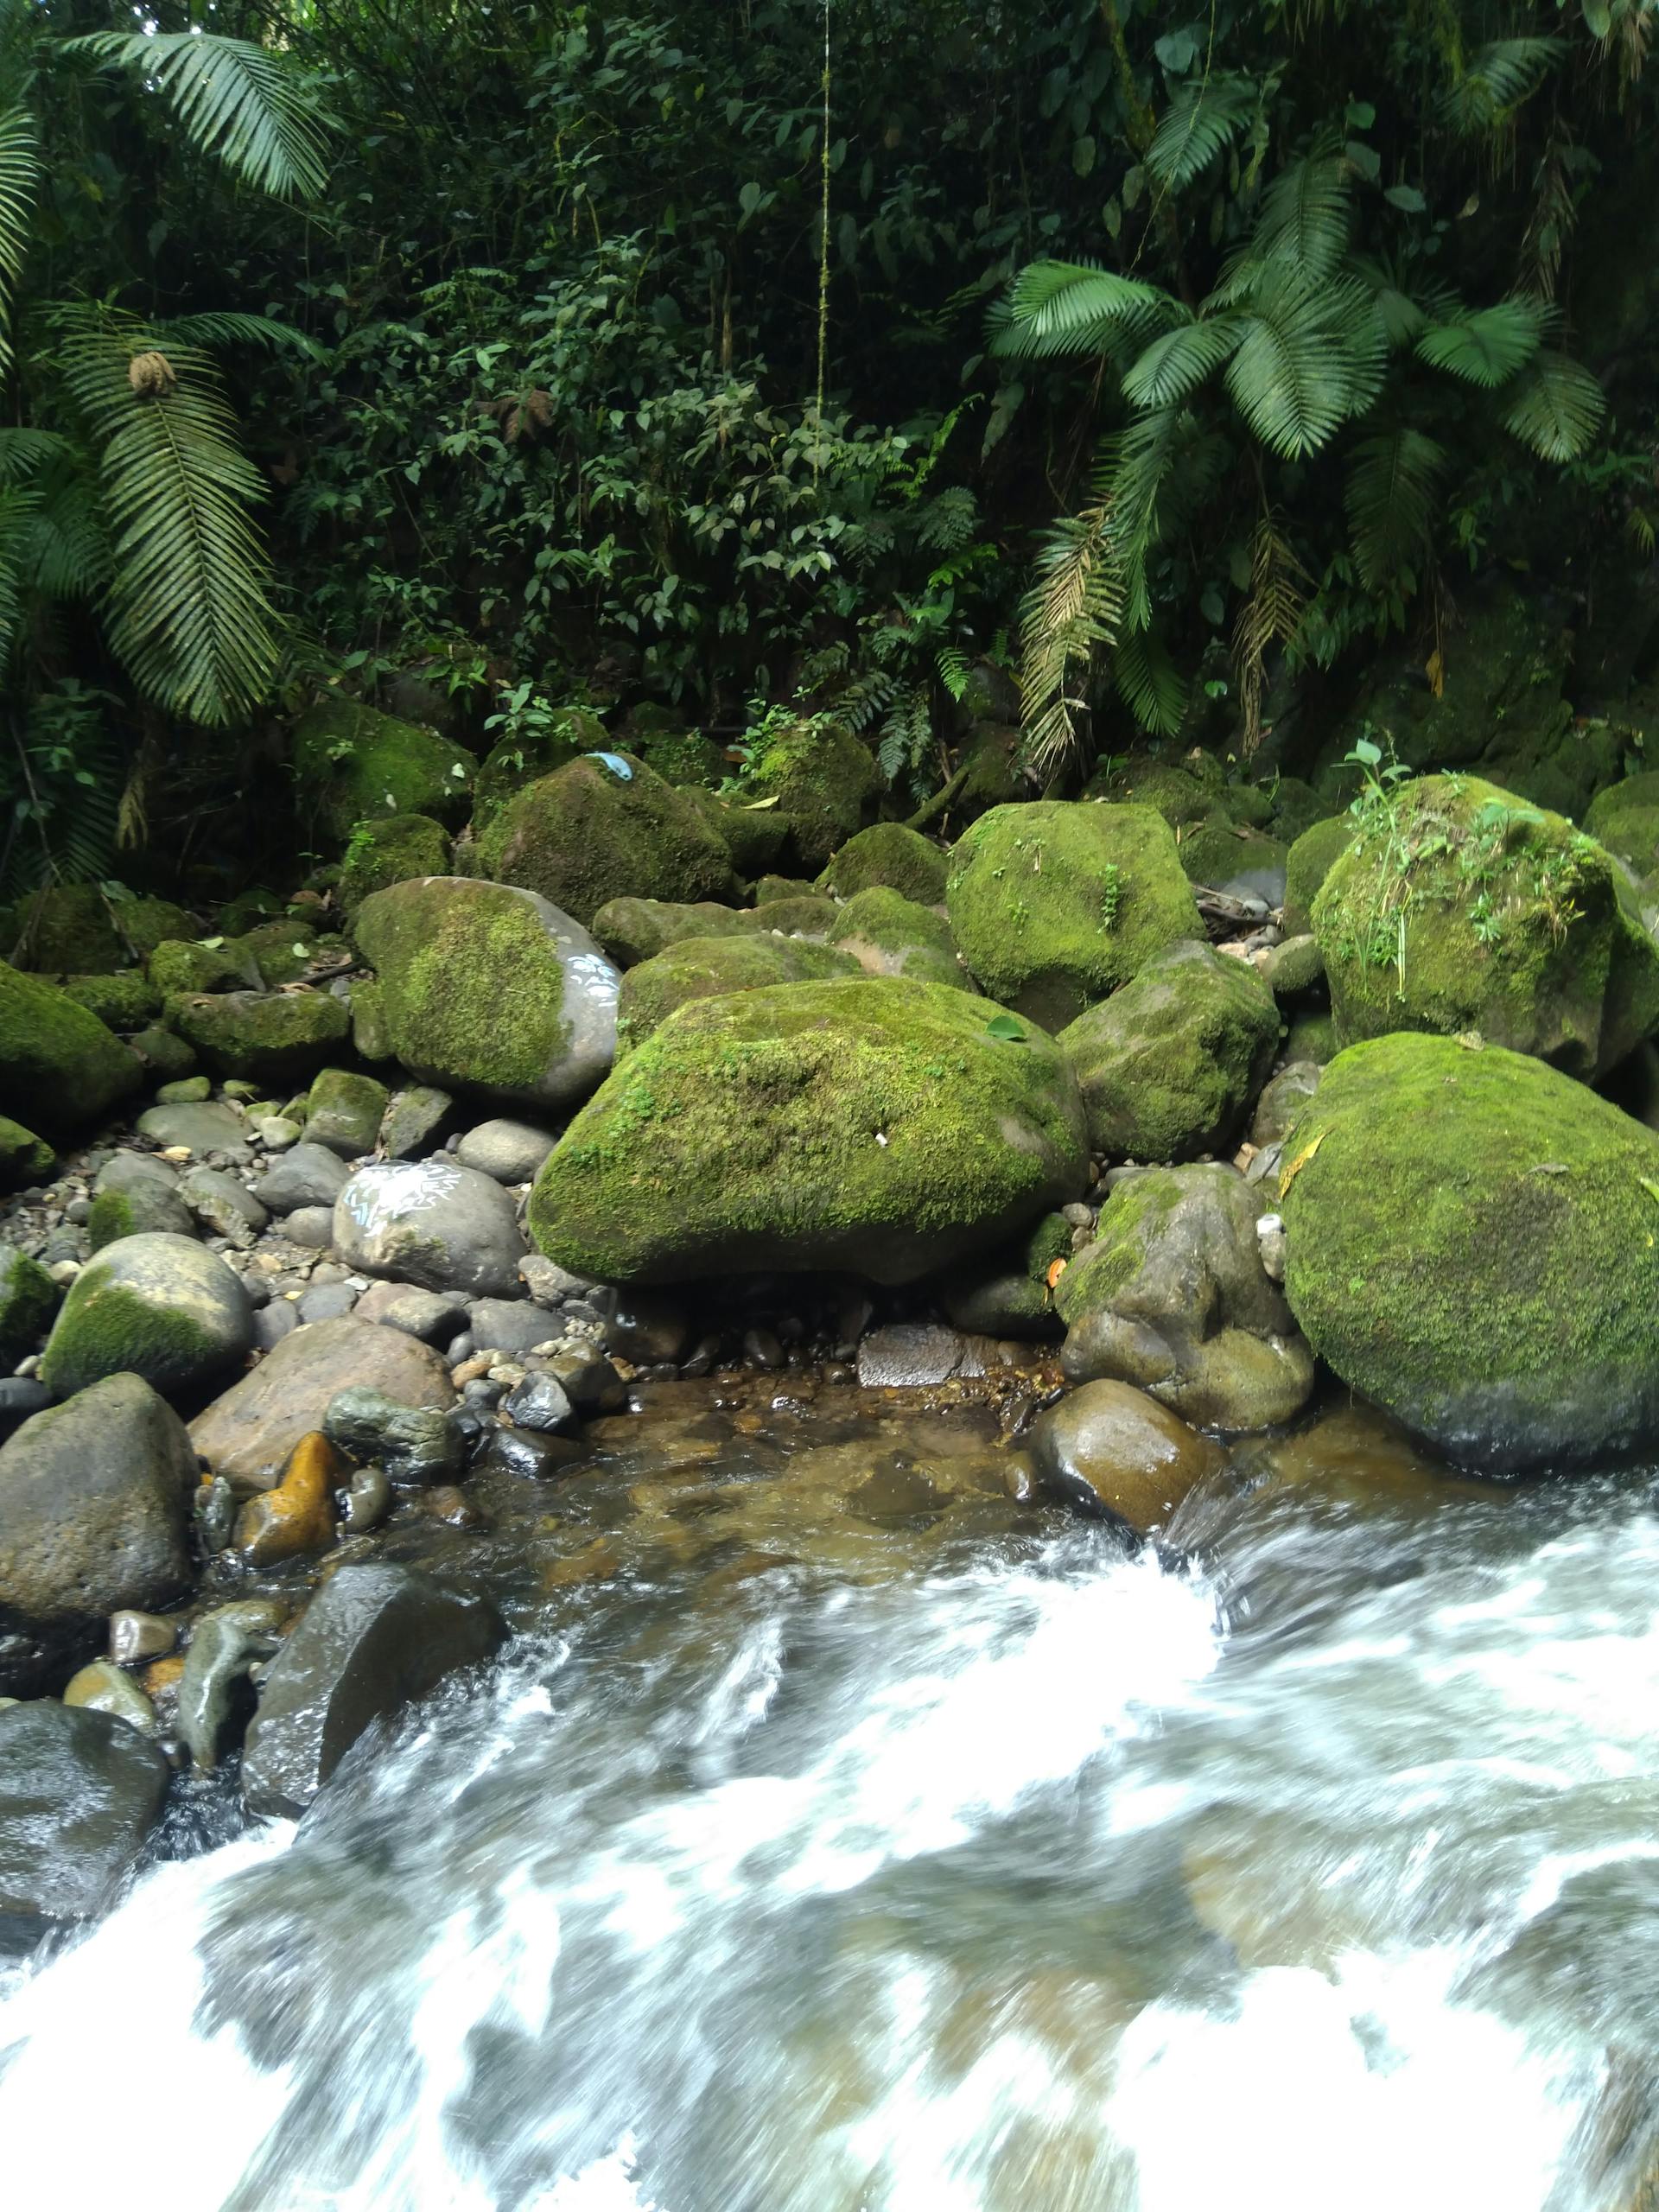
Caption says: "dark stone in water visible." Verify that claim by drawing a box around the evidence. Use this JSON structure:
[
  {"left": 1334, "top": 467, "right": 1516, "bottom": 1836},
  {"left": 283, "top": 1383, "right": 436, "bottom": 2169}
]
[
  {"left": 0, "top": 1700, "right": 169, "bottom": 1919},
  {"left": 474, "top": 1427, "right": 584, "bottom": 1481}
]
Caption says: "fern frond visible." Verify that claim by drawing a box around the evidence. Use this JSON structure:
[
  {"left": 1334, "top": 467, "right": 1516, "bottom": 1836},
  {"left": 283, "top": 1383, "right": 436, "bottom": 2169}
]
[
  {"left": 23, "top": 450, "right": 109, "bottom": 601},
  {"left": 1114, "top": 627, "right": 1187, "bottom": 739},
  {"left": 876, "top": 683, "right": 934, "bottom": 788},
  {"left": 69, "top": 32, "right": 332, "bottom": 200},
  {"left": 1500, "top": 349, "right": 1605, "bottom": 461},
  {"left": 1147, "top": 74, "right": 1259, "bottom": 189},
  {"left": 1416, "top": 299, "right": 1544, "bottom": 387},
  {"left": 936, "top": 645, "right": 973, "bottom": 702},
  {"left": 914, "top": 485, "right": 978, "bottom": 552},
  {"left": 990, "top": 260, "right": 1172, "bottom": 361},
  {"left": 1109, "top": 406, "right": 1190, "bottom": 630},
  {"left": 1122, "top": 315, "right": 1244, "bottom": 408},
  {"left": 0, "top": 100, "right": 38, "bottom": 373},
  {"left": 1344, "top": 425, "right": 1446, "bottom": 590},
  {"left": 1019, "top": 446, "right": 1124, "bottom": 782},
  {"left": 1440, "top": 38, "right": 1565, "bottom": 136},
  {"left": 0, "top": 483, "right": 37, "bottom": 663},
  {"left": 54, "top": 305, "right": 279, "bottom": 726}
]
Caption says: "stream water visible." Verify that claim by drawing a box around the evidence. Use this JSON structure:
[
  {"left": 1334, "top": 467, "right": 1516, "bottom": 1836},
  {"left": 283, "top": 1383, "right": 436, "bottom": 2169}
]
[{"left": 3, "top": 1392, "right": 1659, "bottom": 2211}]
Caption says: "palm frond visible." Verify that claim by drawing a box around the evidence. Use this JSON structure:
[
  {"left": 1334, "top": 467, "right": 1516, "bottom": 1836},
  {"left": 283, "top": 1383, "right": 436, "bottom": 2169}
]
[
  {"left": 1109, "top": 405, "right": 1191, "bottom": 630},
  {"left": 1440, "top": 38, "right": 1565, "bottom": 136},
  {"left": 1114, "top": 626, "right": 1187, "bottom": 739},
  {"left": 1225, "top": 271, "right": 1381, "bottom": 459},
  {"left": 53, "top": 305, "right": 279, "bottom": 726},
  {"left": 1250, "top": 138, "right": 1351, "bottom": 280},
  {"left": 990, "top": 260, "right": 1172, "bottom": 361},
  {"left": 1500, "top": 349, "right": 1605, "bottom": 461},
  {"left": 1019, "top": 444, "right": 1124, "bottom": 781},
  {"left": 1344, "top": 425, "right": 1446, "bottom": 589},
  {"left": 0, "top": 99, "right": 38, "bottom": 374},
  {"left": 23, "top": 449, "right": 110, "bottom": 601},
  {"left": 69, "top": 32, "right": 331, "bottom": 200},
  {"left": 1234, "top": 513, "right": 1312, "bottom": 753},
  {"left": 0, "top": 427, "right": 67, "bottom": 484},
  {"left": 161, "top": 309, "right": 326, "bottom": 360},
  {"left": 1122, "top": 315, "right": 1244, "bottom": 408},
  {"left": 1146, "top": 74, "right": 1259, "bottom": 190},
  {"left": 0, "top": 481, "right": 37, "bottom": 663},
  {"left": 1416, "top": 299, "right": 1544, "bottom": 386}
]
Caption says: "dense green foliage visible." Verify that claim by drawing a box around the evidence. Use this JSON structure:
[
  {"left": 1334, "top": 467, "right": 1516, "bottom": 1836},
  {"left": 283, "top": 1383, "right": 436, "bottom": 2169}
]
[{"left": 1, "top": 0, "right": 1656, "bottom": 898}]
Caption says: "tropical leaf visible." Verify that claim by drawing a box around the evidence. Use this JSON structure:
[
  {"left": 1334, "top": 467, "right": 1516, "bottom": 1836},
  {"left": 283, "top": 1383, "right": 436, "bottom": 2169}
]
[
  {"left": 161, "top": 310, "right": 326, "bottom": 360},
  {"left": 1114, "top": 626, "right": 1187, "bottom": 738},
  {"left": 53, "top": 306, "right": 280, "bottom": 726},
  {"left": 1018, "top": 442, "right": 1124, "bottom": 780},
  {"left": 1249, "top": 139, "right": 1351, "bottom": 280},
  {"left": 1440, "top": 38, "right": 1565, "bottom": 136},
  {"left": 1225, "top": 272, "right": 1381, "bottom": 458},
  {"left": 0, "top": 99, "right": 38, "bottom": 373},
  {"left": 1234, "top": 513, "right": 1312, "bottom": 751},
  {"left": 0, "top": 427, "right": 67, "bottom": 484},
  {"left": 1344, "top": 425, "right": 1446, "bottom": 589},
  {"left": 1146, "top": 74, "right": 1259, "bottom": 190},
  {"left": 1416, "top": 299, "right": 1544, "bottom": 387},
  {"left": 990, "top": 260, "right": 1171, "bottom": 361},
  {"left": 1122, "top": 315, "right": 1243, "bottom": 407},
  {"left": 1500, "top": 349, "right": 1606, "bottom": 461},
  {"left": 69, "top": 32, "right": 332, "bottom": 200}
]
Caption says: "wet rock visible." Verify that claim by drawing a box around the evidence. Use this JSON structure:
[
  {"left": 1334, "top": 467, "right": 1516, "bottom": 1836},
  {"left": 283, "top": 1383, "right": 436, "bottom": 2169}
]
[
  {"left": 177, "top": 1599, "right": 286, "bottom": 1771},
  {"left": 134, "top": 1100, "right": 252, "bottom": 1160},
  {"left": 252, "top": 1141, "right": 350, "bottom": 1215},
  {"left": 0, "top": 1376, "right": 197, "bottom": 1693},
  {"left": 303, "top": 1068, "right": 390, "bottom": 1158},
  {"left": 1030, "top": 1380, "right": 1224, "bottom": 1533},
  {"left": 109, "top": 1611, "right": 176, "bottom": 1666},
  {"left": 233, "top": 1431, "right": 343, "bottom": 1566},
  {"left": 343, "top": 1465, "right": 391, "bottom": 1533},
  {"left": 0, "top": 1701, "right": 169, "bottom": 1918},
  {"left": 467, "top": 1297, "right": 557, "bottom": 1359},
  {"left": 63, "top": 1659, "right": 159, "bottom": 1737},
  {"left": 1056, "top": 1164, "right": 1315, "bottom": 1432},
  {"left": 189, "top": 1316, "right": 454, "bottom": 1493},
  {"left": 1249, "top": 1060, "right": 1322, "bottom": 1148},
  {"left": 474, "top": 1427, "right": 583, "bottom": 1480},
  {"left": 241, "top": 1563, "right": 505, "bottom": 1819},
  {"left": 39, "top": 1231, "right": 253, "bottom": 1400},
  {"left": 518, "top": 1254, "right": 600, "bottom": 1305},
  {"left": 855, "top": 1323, "right": 969, "bottom": 1388},
  {"left": 0, "top": 1378, "right": 51, "bottom": 1434},
  {"left": 500, "top": 1371, "right": 575, "bottom": 1433},
  {"left": 86, "top": 1172, "right": 197, "bottom": 1248},
  {"left": 601, "top": 1289, "right": 690, "bottom": 1364},
  {"left": 179, "top": 1165, "right": 269, "bottom": 1249},
  {"left": 156, "top": 1076, "right": 213, "bottom": 1104},
  {"left": 353, "top": 1281, "right": 467, "bottom": 1342},
  {"left": 256, "top": 1116, "right": 302, "bottom": 1151},
  {"left": 378, "top": 1084, "right": 454, "bottom": 1160},
  {"left": 322, "top": 1386, "right": 466, "bottom": 1486},
  {"left": 333, "top": 1157, "right": 528, "bottom": 1297},
  {"left": 544, "top": 1346, "right": 626, "bottom": 1411},
  {"left": 194, "top": 1474, "right": 236, "bottom": 1554},
  {"left": 455, "top": 1117, "right": 557, "bottom": 1184},
  {"left": 421, "top": 1484, "right": 484, "bottom": 1529}
]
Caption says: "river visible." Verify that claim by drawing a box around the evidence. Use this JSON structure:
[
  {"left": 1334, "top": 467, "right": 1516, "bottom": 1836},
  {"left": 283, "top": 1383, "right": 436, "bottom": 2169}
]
[{"left": 2, "top": 1394, "right": 1657, "bottom": 2211}]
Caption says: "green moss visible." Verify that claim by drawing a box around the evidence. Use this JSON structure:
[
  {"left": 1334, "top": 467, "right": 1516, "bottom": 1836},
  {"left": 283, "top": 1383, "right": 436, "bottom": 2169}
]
[
  {"left": 130, "top": 1026, "right": 198, "bottom": 1082},
  {"left": 1267, "top": 778, "right": 1335, "bottom": 846},
  {"left": 229, "top": 920, "right": 351, "bottom": 988},
  {"left": 591, "top": 897, "right": 750, "bottom": 968},
  {"left": 753, "top": 874, "right": 818, "bottom": 905},
  {"left": 739, "top": 894, "right": 839, "bottom": 938},
  {"left": 305, "top": 1067, "right": 389, "bottom": 1154},
  {"left": 1264, "top": 935, "right": 1325, "bottom": 1001},
  {"left": 166, "top": 988, "right": 351, "bottom": 1084},
  {"left": 945, "top": 801, "right": 1202, "bottom": 1029},
  {"left": 1312, "top": 773, "right": 1659, "bottom": 1079},
  {"left": 294, "top": 696, "right": 476, "bottom": 841},
  {"left": 353, "top": 875, "right": 592, "bottom": 1096},
  {"left": 616, "top": 933, "right": 861, "bottom": 1052},
  {"left": 743, "top": 719, "right": 881, "bottom": 870},
  {"left": 214, "top": 887, "right": 284, "bottom": 936},
  {"left": 630, "top": 725, "right": 723, "bottom": 789},
  {"left": 471, "top": 708, "right": 606, "bottom": 833},
  {"left": 477, "top": 751, "right": 736, "bottom": 927},
  {"left": 1585, "top": 772, "right": 1659, "bottom": 873},
  {"left": 337, "top": 814, "right": 452, "bottom": 914},
  {"left": 529, "top": 975, "right": 1090, "bottom": 1285},
  {"left": 1283, "top": 1007, "right": 1338, "bottom": 1064},
  {"left": 1175, "top": 819, "right": 1287, "bottom": 890},
  {"left": 38, "top": 1281, "right": 229, "bottom": 1400},
  {"left": 817, "top": 823, "right": 948, "bottom": 906},
  {"left": 350, "top": 976, "right": 394, "bottom": 1061},
  {"left": 147, "top": 939, "right": 245, "bottom": 996},
  {"left": 1090, "top": 752, "right": 1227, "bottom": 827},
  {"left": 683, "top": 791, "right": 794, "bottom": 879},
  {"left": 827, "top": 887, "right": 966, "bottom": 988},
  {"left": 1023, "top": 1210, "right": 1073, "bottom": 1280},
  {"left": 1283, "top": 815, "right": 1355, "bottom": 936},
  {"left": 58, "top": 971, "right": 162, "bottom": 1031},
  {"left": 3, "top": 882, "right": 125, "bottom": 973},
  {"left": 1057, "top": 940, "right": 1281, "bottom": 1161},
  {"left": 0, "top": 962, "right": 143, "bottom": 1134},
  {"left": 1281, "top": 1033, "right": 1659, "bottom": 1467},
  {"left": 0, "top": 1246, "right": 56, "bottom": 1350},
  {"left": 0, "top": 1116, "right": 55, "bottom": 1192}
]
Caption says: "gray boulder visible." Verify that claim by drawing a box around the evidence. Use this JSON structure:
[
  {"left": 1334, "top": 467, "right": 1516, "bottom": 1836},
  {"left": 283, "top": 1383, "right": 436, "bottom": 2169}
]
[
  {"left": 179, "top": 1165, "right": 269, "bottom": 1249},
  {"left": 252, "top": 1141, "right": 350, "bottom": 1215},
  {"left": 0, "top": 1700, "right": 169, "bottom": 1917},
  {"left": 0, "top": 1374, "right": 197, "bottom": 1694},
  {"left": 467, "top": 1297, "right": 557, "bottom": 1358},
  {"left": 134, "top": 1100, "right": 252, "bottom": 1160},
  {"left": 333, "top": 1157, "right": 529, "bottom": 1296},
  {"left": 39, "top": 1232, "right": 253, "bottom": 1400},
  {"left": 241, "top": 1563, "right": 504, "bottom": 1817},
  {"left": 455, "top": 1117, "right": 557, "bottom": 1184}
]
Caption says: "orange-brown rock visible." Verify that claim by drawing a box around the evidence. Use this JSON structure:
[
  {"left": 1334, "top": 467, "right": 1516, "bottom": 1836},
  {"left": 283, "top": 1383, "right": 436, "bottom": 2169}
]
[{"left": 233, "top": 1431, "right": 344, "bottom": 1566}]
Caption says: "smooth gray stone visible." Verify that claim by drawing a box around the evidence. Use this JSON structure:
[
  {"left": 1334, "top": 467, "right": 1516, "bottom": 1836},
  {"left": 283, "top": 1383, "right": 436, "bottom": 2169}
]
[{"left": 0, "top": 1700, "right": 169, "bottom": 1918}]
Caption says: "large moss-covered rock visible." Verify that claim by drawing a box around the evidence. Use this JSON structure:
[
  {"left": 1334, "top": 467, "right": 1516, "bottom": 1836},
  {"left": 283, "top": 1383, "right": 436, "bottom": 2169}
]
[
  {"left": 2, "top": 882, "right": 124, "bottom": 973},
  {"left": 40, "top": 1232, "right": 254, "bottom": 1401},
  {"left": 683, "top": 789, "right": 793, "bottom": 879},
  {"left": 615, "top": 933, "right": 861, "bottom": 1052},
  {"left": 817, "top": 823, "right": 947, "bottom": 906},
  {"left": 1283, "top": 815, "right": 1354, "bottom": 936},
  {"left": 1312, "top": 775, "right": 1659, "bottom": 1079},
  {"left": 0, "top": 1116, "right": 54, "bottom": 1192},
  {"left": 294, "top": 696, "right": 475, "bottom": 841},
  {"left": 147, "top": 938, "right": 245, "bottom": 996},
  {"left": 166, "top": 988, "right": 351, "bottom": 1085},
  {"left": 337, "top": 814, "right": 452, "bottom": 914},
  {"left": 116, "top": 896, "right": 195, "bottom": 962},
  {"left": 476, "top": 752, "right": 736, "bottom": 927},
  {"left": 0, "top": 1248, "right": 57, "bottom": 1355},
  {"left": 1055, "top": 1164, "right": 1314, "bottom": 1430},
  {"left": 353, "top": 875, "right": 620, "bottom": 1108},
  {"left": 591, "top": 897, "right": 750, "bottom": 969},
  {"left": 741, "top": 718, "right": 881, "bottom": 872},
  {"left": 945, "top": 801, "right": 1202, "bottom": 1029},
  {"left": 1280, "top": 1033, "right": 1659, "bottom": 1469},
  {"left": 529, "top": 976, "right": 1090, "bottom": 1285},
  {"left": 470, "top": 707, "right": 607, "bottom": 833},
  {"left": 1585, "top": 772, "right": 1659, "bottom": 875},
  {"left": 57, "top": 971, "right": 162, "bottom": 1031},
  {"left": 1056, "top": 940, "right": 1281, "bottom": 1161},
  {"left": 0, "top": 963, "right": 143, "bottom": 1135},
  {"left": 827, "top": 887, "right": 969, "bottom": 990}
]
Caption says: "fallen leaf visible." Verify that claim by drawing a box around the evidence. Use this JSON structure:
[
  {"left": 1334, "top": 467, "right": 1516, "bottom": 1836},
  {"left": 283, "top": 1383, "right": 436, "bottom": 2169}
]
[
  {"left": 1046, "top": 1257, "right": 1068, "bottom": 1291},
  {"left": 1426, "top": 647, "right": 1445, "bottom": 698},
  {"left": 1278, "top": 1128, "right": 1326, "bottom": 1200}
]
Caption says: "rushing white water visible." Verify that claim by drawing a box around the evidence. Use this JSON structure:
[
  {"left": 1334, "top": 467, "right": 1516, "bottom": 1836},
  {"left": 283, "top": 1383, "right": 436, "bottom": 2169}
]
[{"left": 6, "top": 1462, "right": 1659, "bottom": 2212}]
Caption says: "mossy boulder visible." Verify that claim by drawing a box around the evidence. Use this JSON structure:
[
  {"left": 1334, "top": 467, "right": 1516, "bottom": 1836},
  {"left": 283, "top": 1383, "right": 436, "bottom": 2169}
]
[
  {"left": 529, "top": 976, "right": 1089, "bottom": 1285},
  {"left": 337, "top": 815, "right": 452, "bottom": 915},
  {"left": 1585, "top": 772, "right": 1659, "bottom": 875},
  {"left": 116, "top": 897, "right": 196, "bottom": 962},
  {"left": 591, "top": 897, "right": 750, "bottom": 969},
  {"left": 0, "top": 1247, "right": 57, "bottom": 1352},
  {"left": 827, "top": 887, "right": 969, "bottom": 990},
  {"left": 1283, "top": 815, "right": 1354, "bottom": 936},
  {"left": 294, "top": 696, "right": 476, "bottom": 842},
  {"left": 477, "top": 751, "right": 736, "bottom": 927},
  {"left": 40, "top": 1232, "right": 254, "bottom": 1402},
  {"left": 817, "top": 823, "right": 948, "bottom": 906},
  {"left": 166, "top": 988, "right": 351, "bottom": 1086},
  {"left": 0, "top": 963, "right": 143, "bottom": 1135},
  {"left": 471, "top": 708, "right": 607, "bottom": 833},
  {"left": 1057, "top": 940, "right": 1281, "bottom": 1161},
  {"left": 0, "top": 1115, "right": 54, "bottom": 1191},
  {"left": 739, "top": 894, "right": 839, "bottom": 938},
  {"left": 1092, "top": 751, "right": 1230, "bottom": 828},
  {"left": 945, "top": 801, "right": 1202, "bottom": 1029},
  {"left": 1268, "top": 778, "right": 1337, "bottom": 846},
  {"left": 2, "top": 883, "right": 124, "bottom": 973},
  {"left": 304, "top": 1068, "right": 390, "bottom": 1156},
  {"left": 1055, "top": 1164, "right": 1315, "bottom": 1431},
  {"left": 939, "top": 1211, "right": 1071, "bottom": 1340},
  {"left": 1174, "top": 820, "right": 1288, "bottom": 899},
  {"left": 1283, "top": 1007, "right": 1338, "bottom": 1064},
  {"left": 87, "top": 1177, "right": 194, "bottom": 1249},
  {"left": 147, "top": 938, "right": 245, "bottom": 996},
  {"left": 214, "top": 887, "right": 284, "bottom": 937},
  {"left": 754, "top": 874, "right": 818, "bottom": 905},
  {"left": 57, "top": 972, "right": 162, "bottom": 1032},
  {"left": 741, "top": 718, "right": 881, "bottom": 871},
  {"left": 615, "top": 934, "right": 861, "bottom": 1052},
  {"left": 1312, "top": 775, "right": 1659, "bottom": 1079},
  {"left": 1280, "top": 1033, "right": 1659, "bottom": 1470},
  {"left": 130, "top": 1025, "right": 198, "bottom": 1083},
  {"left": 353, "top": 875, "right": 620, "bottom": 1108},
  {"left": 624, "top": 719, "right": 723, "bottom": 790},
  {"left": 230, "top": 920, "right": 350, "bottom": 989},
  {"left": 683, "top": 791, "right": 794, "bottom": 879}
]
